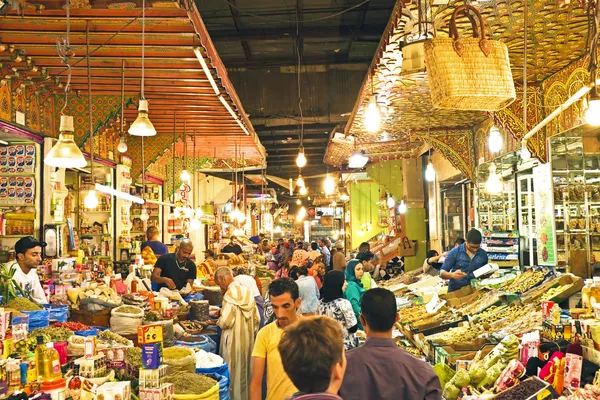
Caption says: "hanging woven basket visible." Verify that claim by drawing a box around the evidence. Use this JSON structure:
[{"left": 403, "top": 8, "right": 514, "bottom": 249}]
[{"left": 424, "top": 4, "right": 516, "bottom": 111}]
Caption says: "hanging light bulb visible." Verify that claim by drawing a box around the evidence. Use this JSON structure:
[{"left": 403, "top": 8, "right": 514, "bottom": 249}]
[
  {"left": 184, "top": 207, "right": 195, "bottom": 219},
  {"left": 140, "top": 208, "right": 150, "bottom": 222},
  {"left": 357, "top": 228, "right": 365, "bottom": 236},
  {"left": 117, "top": 136, "right": 128, "bottom": 153},
  {"left": 425, "top": 161, "right": 436, "bottom": 182},
  {"left": 348, "top": 151, "right": 369, "bottom": 169},
  {"left": 586, "top": 90, "right": 600, "bottom": 126},
  {"left": 190, "top": 217, "right": 201, "bottom": 230},
  {"left": 195, "top": 208, "right": 203, "bottom": 218},
  {"left": 237, "top": 209, "right": 246, "bottom": 223},
  {"left": 331, "top": 201, "right": 337, "bottom": 207},
  {"left": 296, "top": 199, "right": 302, "bottom": 205},
  {"left": 488, "top": 125, "right": 503, "bottom": 153},
  {"left": 486, "top": 164, "right": 503, "bottom": 195},
  {"left": 364, "top": 95, "right": 381, "bottom": 133},
  {"left": 296, "top": 149, "right": 307, "bottom": 168},
  {"left": 299, "top": 186, "right": 308, "bottom": 196},
  {"left": 296, "top": 174, "right": 305, "bottom": 187},
  {"left": 174, "top": 207, "right": 182, "bottom": 219},
  {"left": 398, "top": 199, "right": 407, "bottom": 214},
  {"left": 339, "top": 187, "right": 350, "bottom": 202},
  {"left": 128, "top": 100, "right": 156, "bottom": 136},
  {"left": 180, "top": 169, "right": 191, "bottom": 182},
  {"left": 84, "top": 190, "right": 99, "bottom": 209},
  {"left": 324, "top": 173, "right": 336, "bottom": 195},
  {"left": 386, "top": 195, "right": 395, "bottom": 209},
  {"left": 45, "top": 115, "right": 87, "bottom": 168},
  {"left": 520, "top": 142, "right": 531, "bottom": 161}
]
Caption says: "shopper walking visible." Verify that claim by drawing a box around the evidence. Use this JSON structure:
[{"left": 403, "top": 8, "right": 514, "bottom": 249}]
[
  {"left": 213, "top": 267, "right": 260, "bottom": 400},
  {"left": 344, "top": 259, "right": 365, "bottom": 330},
  {"left": 356, "top": 251, "right": 376, "bottom": 290},
  {"left": 339, "top": 288, "right": 442, "bottom": 400},
  {"left": 319, "top": 238, "right": 331, "bottom": 270},
  {"left": 308, "top": 242, "right": 321, "bottom": 261},
  {"left": 250, "top": 278, "right": 301, "bottom": 400},
  {"left": 290, "top": 265, "right": 320, "bottom": 316},
  {"left": 232, "top": 266, "right": 266, "bottom": 328},
  {"left": 276, "top": 254, "right": 293, "bottom": 279},
  {"left": 318, "top": 270, "right": 358, "bottom": 350},
  {"left": 309, "top": 257, "right": 326, "bottom": 289},
  {"left": 331, "top": 242, "right": 347, "bottom": 272},
  {"left": 279, "top": 316, "right": 347, "bottom": 400}
]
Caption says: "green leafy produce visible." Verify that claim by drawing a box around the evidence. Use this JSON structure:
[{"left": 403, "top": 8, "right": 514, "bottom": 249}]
[
  {"left": 468, "top": 363, "right": 487, "bottom": 386},
  {"left": 30, "top": 327, "right": 73, "bottom": 342},
  {"left": 99, "top": 330, "right": 130, "bottom": 346},
  {"left": 6, "top": 297, "right": 42, "bottom": 311},
  {"left": 167, "top": 372, "right": 217, "bottom": 395},
  {"left": 0, "top": 263, "right": 27, "bottom": 304},
  {"left": 126, "top": 347, "right": 142, "bottom": 368}
]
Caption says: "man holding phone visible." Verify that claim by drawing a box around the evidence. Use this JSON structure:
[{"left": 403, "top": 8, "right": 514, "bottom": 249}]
[{"left": 440, "top": 229, "right": 488, "bottom": 293}]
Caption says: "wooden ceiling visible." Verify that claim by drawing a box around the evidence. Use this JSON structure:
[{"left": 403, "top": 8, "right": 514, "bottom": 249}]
[
  {"left": 326, "top": 0, "right": 592, "bottom": 167},
  {"left": 0, "top": 0, "right": 266, "bottom": 165}
]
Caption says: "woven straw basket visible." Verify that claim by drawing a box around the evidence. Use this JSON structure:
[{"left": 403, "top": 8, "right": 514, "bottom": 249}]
[{"left": 424, "top": 4, "right": 515, "bottom": 111}]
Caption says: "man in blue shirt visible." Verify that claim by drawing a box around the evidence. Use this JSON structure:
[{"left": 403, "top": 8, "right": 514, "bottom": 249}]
[{"left": 441, "top": 229, "right": 488, "bottom": 292}]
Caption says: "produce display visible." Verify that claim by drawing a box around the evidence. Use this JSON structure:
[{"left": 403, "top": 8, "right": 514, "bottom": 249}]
[
  {"left": 494, "top": 378, "right": 546, "bottom": 400},
  {"left": 53, "top": 322, "right": 91, "bottom": 331},
  {"left": 502, "top": 269, "right": 546, "bottom": 293},
  {"left": 7, "top": 297, "right": 42, "bottom": 311},
  {"left": 99, "top": 330, "right": 131, "bottom": 346},
  {"left": 558, "top": 385, "right": 600, "bottom": 399},
  {"left": 455, "top": 290, "right": 500, "bottom": 316},
  {"left": 31, "top": 327, "right": 73, "bottom": 342},
  {"left": 168, "top": 372, "right": 217, "bottom": 394},
  {"left": 542, "top": 283, "right": 575, "bottom": 301}
]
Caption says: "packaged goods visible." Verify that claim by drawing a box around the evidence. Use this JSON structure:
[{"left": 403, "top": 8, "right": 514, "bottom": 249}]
[{"left": 142, "top": 343, "right": 163, "bottom": 369}]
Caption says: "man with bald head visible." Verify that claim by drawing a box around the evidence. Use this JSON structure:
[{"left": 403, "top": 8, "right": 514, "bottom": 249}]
[
  {"left": 213, "top": 266, "right": 259, "bottom": 400},
  {"left": 151, "top": 240, "right": 196, "bottom": 290}
]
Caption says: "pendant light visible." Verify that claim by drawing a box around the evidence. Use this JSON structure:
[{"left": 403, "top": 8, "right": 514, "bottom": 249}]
[
  {"left": 299, "top": 185, "right": 308, "bottom": 196},
  {"left": 586, "top": 1, "right": 600, "bottom": 126},
  {"left": 296, "top": 173, "right": 305, "bottom": 188},
  {"left": 128, "top": 0, "right": 156, "bottom": 136},
  {"left": 486, "top": 164, "right": 503, "bottom": 195},
  {"left": 425, "top": 113, "right": 436, "bottom": 182},
  {"left": 296, "top": 149, "right": 307, "bottom": 168},
  {"left": 45, "top": 0, "right": 86, "bottom": 169},
  {"left": 386, "top": 194, "right": 395, "bottom": 209},
  {"left": 348, "top": 150, "right": 369, "bottom": 169},
  {"left": 296, "top": 199, "right": 301, "bottom": 205},
  {"left": 520, "top": 142, "right": 531, "bottom": 161},
  {"left": 364, "top": 95, "right": 381, "bottom": 133},
  {"left": 339, "top": 186, "right": 350, "bottom": 202},
  {"left": 398, "top": 199, "right": 407, "bottom": 214},
  {"left": 324, "top": 173, "right": 336, "bottom": 195},
  {"left": 83, "top": 22, "right": 98, "bottom": 210},
  {"left": 117, "top": 60, "right": 128, "bottom": 153},
  {"left": 488, "top": 124, "right": 503, "bottom": 153},
  {"left": 180, "top": 122, "right": 190, "bottom": 182}
]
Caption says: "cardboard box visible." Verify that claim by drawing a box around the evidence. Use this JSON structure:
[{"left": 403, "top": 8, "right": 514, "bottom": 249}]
[
  {"left": 138, "top": 325, "right": 164, "bottom": 345},
  {"left": 139, "top": 365, "right": 170, "bottom": 389},
  {"left": 542, "top": 320, "right": 572, "bottom": 342},
  {"left": 97, "top": 381, "right": 131, "bottom": 400},
  {"left": 141, "top": 343, "right": 163, "bottom": 369},
  {"left": 139, "top": 383, "right": 174, "bottom": 400}
]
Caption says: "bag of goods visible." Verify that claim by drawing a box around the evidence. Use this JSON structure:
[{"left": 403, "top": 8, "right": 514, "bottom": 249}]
[
  {"left": 163, "top": 346, "right": 197, "bottom": 373},
  {"left": 6, "top": 297, "right": 43, "bottom": 311},
  {"left": 190, "top": 300, "right": 209, "bottom": 322},
  {"left": 75, "top": 283, "right": 122, "bottom": 312},
  {"left": 168, "top": 372, "right": 219, "bottom": 400},
  {"left": 122, "top": 293, "right": 152, "bottom": 312},
  {"left": 44, "top": 304, "right": 68, "bottom": 323},
  {"left": 176, "top": 335, "right": 217, "bottom": 354},
  {"left": 143, "top": 317, "right": 175, "bottom": 348},
  {"left": 22, "top": 309, "right": 49, "bottom": 329},
  {"left": 110, "top": 305, "right": 144, "bottom": 336}
]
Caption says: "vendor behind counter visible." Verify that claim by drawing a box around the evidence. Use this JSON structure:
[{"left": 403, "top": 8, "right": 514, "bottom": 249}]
[
  {"left": 440, "top": 229, "right": 488, "bottom": 293},
  {"left": 151, "top": 239, "right": 196, "bottom": 291}
]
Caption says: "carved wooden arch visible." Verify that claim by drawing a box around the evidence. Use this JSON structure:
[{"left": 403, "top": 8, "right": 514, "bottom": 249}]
[
  {"left": 29, "top": 97, "right": 40, "bottom": 132},
  {"left": 418, "top": 129, "right": 476, "bottom": 182},
  {"left": 0, "top": 85, "right": 10, "bottom": 121}
]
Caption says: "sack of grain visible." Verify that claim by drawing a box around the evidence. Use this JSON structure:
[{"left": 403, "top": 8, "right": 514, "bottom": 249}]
[{"left": 110, "top": 305, "right": 144, "bottom": 336}]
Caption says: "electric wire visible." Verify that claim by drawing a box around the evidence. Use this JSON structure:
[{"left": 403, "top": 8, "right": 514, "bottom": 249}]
[{"left": 57, "top": 0, "right": 73, "bottom": 115}]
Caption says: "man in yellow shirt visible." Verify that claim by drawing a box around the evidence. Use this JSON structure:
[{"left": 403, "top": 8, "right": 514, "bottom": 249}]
[{"left": 250, "top": 278, "right": 301, "bottom": 400}]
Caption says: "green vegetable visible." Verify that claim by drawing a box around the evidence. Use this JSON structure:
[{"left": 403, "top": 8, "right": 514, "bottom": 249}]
[
  {"left": 443, "top": 382, "right": 460, "bottom": 400},
  {"left": 453, "top": 369, "right": 471, "bottom": 388},
  {"left": 30, "top": 327, "right": 73, "bottom": 342},
  {"left": 433, "top": 363, "right": 455, "bottom": 388},
  {"left": 99, "top": 330, "right": 130, "bottom": 345},
  {"left": 126, "top": 347, "right": 142, "bottom": 368},
  {"left": 6, "top": 297, "right": 42, "bottom": 311},
  {"left": 167, "top": 372, "right": 217, "bottom": 395}
]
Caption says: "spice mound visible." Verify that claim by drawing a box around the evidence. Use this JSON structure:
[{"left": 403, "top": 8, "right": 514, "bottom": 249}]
[{"left": 168, "top": 372, "right": 217, "bottom": 394}]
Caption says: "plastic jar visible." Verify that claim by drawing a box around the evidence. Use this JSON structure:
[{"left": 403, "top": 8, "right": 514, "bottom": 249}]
[{"left": 41, "top": 378, "right": 66, "bottom": 400}]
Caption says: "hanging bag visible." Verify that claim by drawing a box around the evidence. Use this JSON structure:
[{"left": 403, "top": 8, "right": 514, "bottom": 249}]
[
  {"left": 423, "top": 4, "right": 515, "bottom": 111},
  {"left": 397, "top": 237, "right": 417, "bottom": 257}
]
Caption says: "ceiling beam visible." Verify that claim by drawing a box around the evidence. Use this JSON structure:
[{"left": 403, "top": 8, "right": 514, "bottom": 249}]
[
  {"left": 220, "top": 55, "right": 371, "bottom": 69},
  {"left": 207, "top": 26, "right": 385, "bottom": 42},
  {"left": 227, "top": 0, "right": 252, "bottom": 62}
]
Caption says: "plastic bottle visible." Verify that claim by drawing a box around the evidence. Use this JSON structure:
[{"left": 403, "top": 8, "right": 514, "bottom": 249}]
[
  {"left": 590, "top": 277, "right": 600, "bottom": 311},
  {"left": 582, "top": 279, "right": 593, "bottom": 311},
  {"left": 44, "top": 343, "right": 61, "bottom": 382},
  {"left": 35, "top": 336, "right": 48, "bottom": 382},
  {"left": 551, "top": 303, "right": 562, "bottom": 325}
]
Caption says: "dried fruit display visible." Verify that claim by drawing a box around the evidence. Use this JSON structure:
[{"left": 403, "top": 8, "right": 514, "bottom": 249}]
[{"left": 502, "top": 269, "right": 546, "bottom": 293}]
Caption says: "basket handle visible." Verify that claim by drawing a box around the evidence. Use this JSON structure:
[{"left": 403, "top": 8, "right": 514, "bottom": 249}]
[{"left": 448, "top": 4, "right": 490, "bottom": 57}]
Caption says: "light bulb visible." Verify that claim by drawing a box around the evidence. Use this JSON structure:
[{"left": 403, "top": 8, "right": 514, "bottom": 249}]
[
  {"left": 184, "top": 207, "right": 194, "bottom": 219},
  {"left": 486, "top": 164, "right": 503, "bottom": 195},
  {"left": 586, "top": 93, "right": 600, "bottom": 126},
  {"left": 128, "top": 99, "right": 156, "bottom": 136},
  {"left": 180, "top": 169, "right": 191, "bottom": 182},
  {"left": 425, "top": 161, "right": 436, "bottom": 182},
  {"left": 117, "top": 137, "right": 128, "bottom": 153},
  {"left": 296, "top": 150, "right": 307, "bottom": 168},
  {"left": 190, "top": 218, "right": 201, "bottom": 230},
  {"left": 195, "top": 208, "right": 203, "bottom": 218},
  {"left": 364, "top": 95, "right": 381, "bottom": 133},
  {"left": 296, "top": 199, "right": 301, "bottom": 205},
  {"left": 84, "top": 190, "right": 99, "bottom": 209},
  {"left": 398, "top": 200, "right": 407, "bottom": 214},
  {"left": 331, "top": 201, "right": 337, "bottom": 207},
  {"left": 324, "top": 173, "right": 336, "bottom": 195},
  {"left": 174, "top": 207, "right": 182, "bottom": 218},
  {"left": 299, "top": 186, "right": 307, "bottom": 196},
  {"left": 296, "top": 175, "right": 305, "bottom": 187},
  {"left": 520, "top": 143, "right": 531, "bottom": 161},
  {"left": 140, "top": 208, "right": 150, "bottom": 222},
  {"left": 237, "top": 209, "right": 246, "bottom": 223},
  {"left": 348, "top": 151, "right": 369, "bottom": 169},
  {"left": 488, "top": 125, "right": 503, "bottom": 153},
  {"left": 44, "top": 115, "right": 87, "bottom": 168},
  {"left": 386, "top": 196, "right": 395, "bottom": 208}
]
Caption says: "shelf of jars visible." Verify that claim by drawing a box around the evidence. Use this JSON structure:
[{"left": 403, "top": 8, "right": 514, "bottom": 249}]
[
  {"left": 550, "top": 131, "right": 600, "bottom": 271},
  {"left": 518, "top": 174, "right": 537, "bottom": 267}
]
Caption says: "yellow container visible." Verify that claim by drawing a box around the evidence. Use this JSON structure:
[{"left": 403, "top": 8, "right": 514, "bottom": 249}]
[{"left": 173, "top": 382, "right": 219, "bottom": 400}]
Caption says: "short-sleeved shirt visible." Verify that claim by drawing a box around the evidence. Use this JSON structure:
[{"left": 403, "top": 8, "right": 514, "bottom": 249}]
[
  {"left": 153, "top": 253, "right": 196, "bottom": 290},
  {"left": 317, "top": 298, "right": 357, "bottom": 350},
  {"left": 222, "top": 243, "right": 243, "bottom": 255},
  {"left": 140, "top": 240, "right": 169, "bottom": 256},
  {"left": 252, "top": 321, "right": 298, "bottom": 400},
  {"left": 441, "top": 243, "right": 488, "bottom": 292}
]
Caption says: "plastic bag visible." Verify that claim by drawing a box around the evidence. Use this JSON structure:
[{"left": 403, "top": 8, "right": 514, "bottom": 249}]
[
  {"left": 110, "top": 306, "right": 144, "bottom": 335},
  {"left": 196, "top": 365, "right": 230, "bottom": 392},
  {"left": 44, "top": 304, "right": 68, "bottom": 323},
  {"left": 175, "top": 335, "right": 217, "bottom": 354},
  {"left": 190, "top": 300, "right": 209, "bottom": 321},
  {"left": 163, "top": 346, "right": 196, "bottom": 373},
  {"left": 80, "top": 297, "right": 119, "bottom": 312},
  {"left": 143, "top": 319, "right": 174, "bottom": 347},
  {"left": 22, "top": 309, "right": 49, "bottom": 329},
  {"left": 185, "top": 293, "right": 205, "bottom": 302},
  {"left": 173, "top": 380, "right": 219, "bottom": 400},
  {"left": 205, "top": 373, "right": 230, "bottom": 400}
]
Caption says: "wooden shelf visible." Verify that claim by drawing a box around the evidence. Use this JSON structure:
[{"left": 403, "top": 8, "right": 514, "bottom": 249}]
[{"left": 0, "top": 234, "right": 30, "bottom": 238}]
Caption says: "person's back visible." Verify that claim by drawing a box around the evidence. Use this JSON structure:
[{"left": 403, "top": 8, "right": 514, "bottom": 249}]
[
  {"left": 296, "top": 275, "right": 319, "bottom": 315},
  {"left": 339, "top": 288, "right": 441, "bottom": 400}
]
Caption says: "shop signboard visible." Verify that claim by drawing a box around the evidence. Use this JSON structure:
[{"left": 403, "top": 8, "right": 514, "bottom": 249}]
[{"left": 534, "top": 163, "right": 557, "bottom": 266}]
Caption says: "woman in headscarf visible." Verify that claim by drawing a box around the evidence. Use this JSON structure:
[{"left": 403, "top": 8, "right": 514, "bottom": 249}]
[
  {"left": 275, "top": 253, "right": 292, "bottom": 279},
  {"left": 291, "top": 248, "right": 310, "bottom": 269},
  {"left": 317, "top": 270, "right": 358, "bottom": 349},
  {"left": 344, "top": 259, "right": 365, "bottom": 330}
]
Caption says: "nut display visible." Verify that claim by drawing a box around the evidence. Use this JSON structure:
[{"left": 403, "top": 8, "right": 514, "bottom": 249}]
[{"left": 503, "top": 269, "right": 546, "bottom": 293}]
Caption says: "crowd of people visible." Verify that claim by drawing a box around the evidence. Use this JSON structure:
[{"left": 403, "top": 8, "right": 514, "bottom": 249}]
[{"left": 206, "top": 235, "right": 451, "bottom": 400}]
